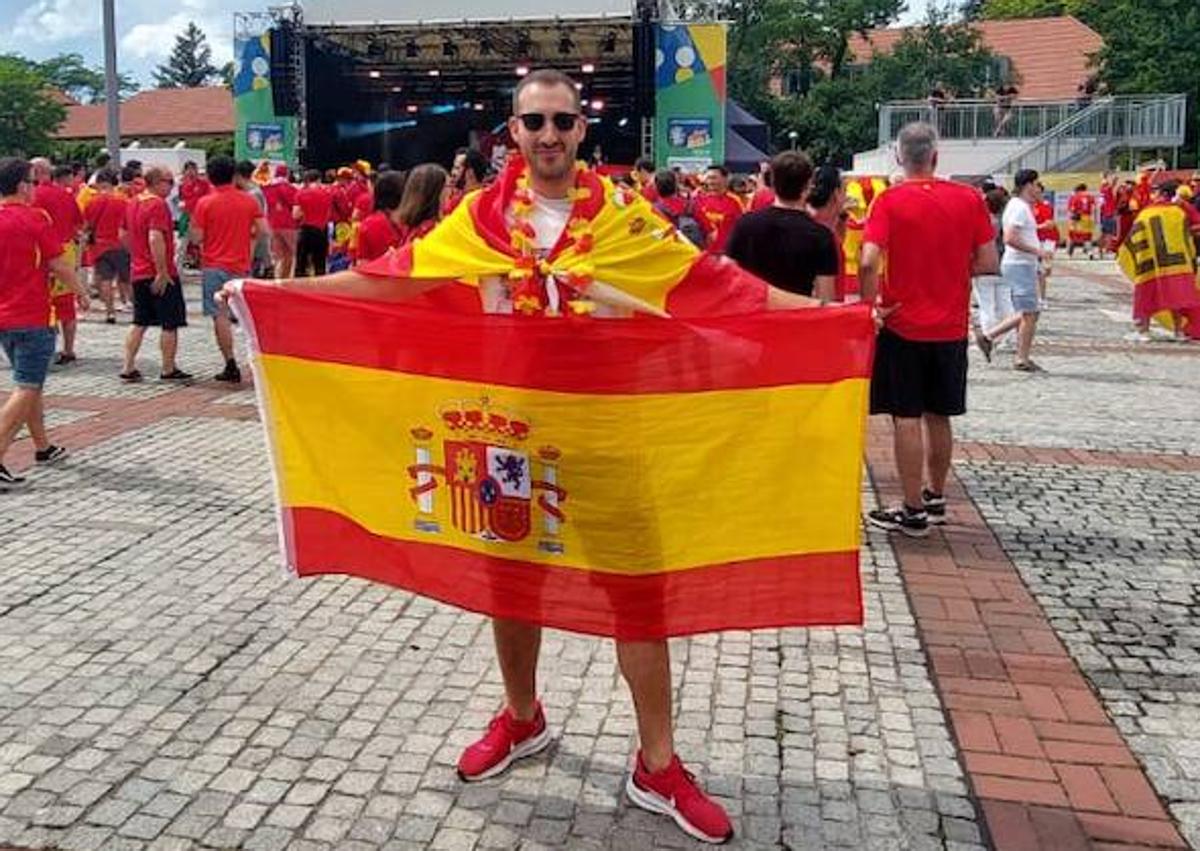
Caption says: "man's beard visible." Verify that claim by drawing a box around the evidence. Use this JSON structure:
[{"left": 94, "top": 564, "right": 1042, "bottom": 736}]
[{"left": 525, "top": 144, "right": 576, "bottom": 182}]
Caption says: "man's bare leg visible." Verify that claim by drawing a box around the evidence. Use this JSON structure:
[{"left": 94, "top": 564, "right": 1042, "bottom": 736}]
[
  {"left": 214, "top": 312, "right": 235, "bottom": 362},
  {"left": 923, "top": 414, "right": 953, "bottom": 496},
  {"left": 59, "top": 320, "right": 77, "bottom": 358},
  {"left": 123, "top": 326, "right": 146, "bottom": 374},
  {"left": 1016, "top": 312, "right": 1039, "bottom": 364},
  {"left": 161, "top": 330, "right": 179, "bottom": 375},
  {"left": 0, "top": 388, "right": 38, "bottom": 461},
  {"left": 98, "top": 278, "right": 116, "bottom": 319},
  {"left": 493, "top": 618, "right": 541, "bottom": 721},
  {"left": 617, "top": 640, "right": 673, "bottom": 771},
  {"left": 892, "top": 416, "right": 925, "bottom": 509},
  {"left": 25, "top": 392, "right": 49, "bottom": 452}
]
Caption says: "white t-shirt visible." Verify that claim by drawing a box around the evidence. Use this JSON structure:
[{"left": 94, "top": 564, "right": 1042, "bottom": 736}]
[
  {"left": 1000, "top": 196, "right": 1038, "bottom": 268},
  {"left": 479, "top": 191, "right": 625, "bottom": 317}
]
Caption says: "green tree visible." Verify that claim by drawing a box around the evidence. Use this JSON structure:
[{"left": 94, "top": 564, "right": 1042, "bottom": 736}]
[
  {"left": 34, "top": 53, "right": 138, "bottom": 103},
  {"left": 0, "top": 56, "right": 67, "bottom": 156},
  {"left": 769, "top": 7, "right": 995, "bottom": 164},
  {"left": 154, "top": 21, "right": 222, "bottom": 88}
]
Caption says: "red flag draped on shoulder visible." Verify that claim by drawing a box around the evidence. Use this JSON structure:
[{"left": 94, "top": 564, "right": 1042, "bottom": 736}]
[
  {"left": 231, "top": 157, "right": 874, "bottom": 640},
  {"left": 1117, "top": 202, "right": 1200, "bottom": 338}
]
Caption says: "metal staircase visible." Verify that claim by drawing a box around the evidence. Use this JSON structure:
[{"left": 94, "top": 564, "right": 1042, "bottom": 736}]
[
  {"left": 984, "top": 95, "right": 1188, "bottom": 174},
  {"left": 871, "top": 94, "right": 1188, "bottom": 175}
]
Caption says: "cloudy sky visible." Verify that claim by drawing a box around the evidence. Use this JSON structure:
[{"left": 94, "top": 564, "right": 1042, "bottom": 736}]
[{"left": 0, "top": 0, "right": 931, "bottom": 86}]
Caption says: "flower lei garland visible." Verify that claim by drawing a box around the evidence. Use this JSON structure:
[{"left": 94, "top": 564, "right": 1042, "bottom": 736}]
[{"left": 507, "top": 162, "right": 598, "bottom": 317}]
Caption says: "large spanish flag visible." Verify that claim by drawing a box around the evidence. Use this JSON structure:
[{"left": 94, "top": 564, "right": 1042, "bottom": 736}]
[
  {"left": 232, "top": 285, "right": 873, "bottom": 639},
  {"left": 1117, "top": 202, "right": 1200, "bottom": 338}
]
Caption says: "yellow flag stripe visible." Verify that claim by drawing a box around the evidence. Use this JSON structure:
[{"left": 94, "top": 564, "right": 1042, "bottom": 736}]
[{"left": 260, "top": 354, "right": 867, "bottom": 575}]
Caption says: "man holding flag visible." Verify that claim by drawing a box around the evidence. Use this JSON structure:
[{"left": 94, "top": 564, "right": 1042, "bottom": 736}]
[
  {"left": 1118, "top": 181, "right": 1200, "bottom": 342},
  {"left": 223, "top": 69, "right": 846, "bottom": 845}
]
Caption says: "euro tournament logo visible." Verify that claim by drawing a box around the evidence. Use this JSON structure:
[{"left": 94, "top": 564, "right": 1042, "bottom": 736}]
[{"left": 407, "top": 398, "right": 567, "bottom": 554}]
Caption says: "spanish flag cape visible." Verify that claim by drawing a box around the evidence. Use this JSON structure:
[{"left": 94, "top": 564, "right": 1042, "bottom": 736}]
[
  {"left": 356, "top": 155, "right": 765, "bottom": 317},
  {"left": 232, "top": 156, "right": 874, "bottom": 640},
  {"left": 1117, "top": 202, "right": 1200, "bottom": 338}
]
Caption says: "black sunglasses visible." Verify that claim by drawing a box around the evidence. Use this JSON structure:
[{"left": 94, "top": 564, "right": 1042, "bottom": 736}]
[{"left": 518, "top": 112, "right": 580, "bottom": 132}]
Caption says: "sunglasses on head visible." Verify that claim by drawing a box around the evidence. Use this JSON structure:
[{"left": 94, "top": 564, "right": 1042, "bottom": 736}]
[{"left": 518, "top": 112, "right": 579, "bottom": 132}]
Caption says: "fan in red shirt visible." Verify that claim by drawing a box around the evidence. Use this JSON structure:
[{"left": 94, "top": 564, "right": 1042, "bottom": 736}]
[
  {"left": 122, "top": 166, "right": 190, "bottom": 383},
  {"left": 394, "top": 163, "right": 447, "bottom": 247},
  {"left": 192, "top": 155, "right": 264, "bottom": 384},
  {"left": 332, "top": 167, "right": 357, "bottom": 223},
  {"left": 178, "top": 161, "right": 212, "bottom": 215},
  {"left": 82, "top": 169, "right": 131, "bottom": 323},
  {"left": 861, "top": 122, "right": 998, "bottom": 539},
  {"left": 1066, "top": 183, "right": 1096, "bottom": 257},
  {"left": 633, "top": 157, "right": 658, "bottom": 203},
  {"left": 443, "top": 148, "right": 489, "bottom": 217},
  {"left": 263, "top": 165, "right": 298, "bottom": 279},
  {"left": 355, "top": 171, "right": 408, "bottom": 265},
  {"left": 0, "top": 156, "right": 87, "bottom": 486},
  {"left": 694, "top": 165, "right": 744, "bottom": 253},
  {"left": 32, "top": 164, "right": 85, "bottom": 364},
  {"left": 294, "top": 171, "right": 333, "bottom": 276},
  {"left": 1098, "top": 173, "right": 1118, "bottom": 256},
  {"left": 1033, "top": 191, "right": 1058, "bottom": 301}
]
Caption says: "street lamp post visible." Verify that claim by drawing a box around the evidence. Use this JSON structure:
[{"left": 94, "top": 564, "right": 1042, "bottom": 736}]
[
  {"left": 102, "top": 0, "right": 121, "bottom": 167},
  {"left": 788, "top": 130, "right": 799, "bottom": 150}
]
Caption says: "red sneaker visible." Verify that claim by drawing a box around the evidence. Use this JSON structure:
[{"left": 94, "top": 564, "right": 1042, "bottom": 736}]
[
  {"left": 456, "top": 702, "right": 551, "bottom": 782},
  {"left": 626, "top": 751, "right": 733, "bottom": 844}
]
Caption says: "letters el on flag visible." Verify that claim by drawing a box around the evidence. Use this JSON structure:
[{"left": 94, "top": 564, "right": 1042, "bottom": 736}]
[
  {"left": 1118, "top": 203, "right": 1200, "bottom": 338},
  {"left": 233, "top": 284, "right": 873, "bottom": 639}
]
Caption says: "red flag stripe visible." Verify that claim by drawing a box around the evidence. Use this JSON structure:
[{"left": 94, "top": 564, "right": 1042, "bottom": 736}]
[
  {"left": 241, "top": 284, "right": 874, "bottom": 394},
  {"left": 285, "top": 507, "right": 863, "bottom": 640}
]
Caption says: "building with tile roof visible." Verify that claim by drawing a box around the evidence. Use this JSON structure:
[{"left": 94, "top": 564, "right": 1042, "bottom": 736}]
[
  {"left": 846, "top": 16, "right": 1104, "bottom": 101},
  {"left": 54, "top": 87, "right": 234, "bottom": 144}
]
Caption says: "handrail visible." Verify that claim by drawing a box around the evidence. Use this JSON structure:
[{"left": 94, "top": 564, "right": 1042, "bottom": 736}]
[
  {"left": 876, "top": 94, "right": 1189, "bottom": 146},
  {"left": 983, "top": 94, "right": 1188, "bottom": 175}
]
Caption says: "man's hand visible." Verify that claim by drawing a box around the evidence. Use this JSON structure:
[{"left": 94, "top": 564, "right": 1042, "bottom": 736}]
[
  {"left": 75, "top": 287, "right": 90, "bottom": 313},
  {"left": 873, "top": 301, "right": 901, "bottom": 331},
  {"left": 151, "top": 272, "right": 171, "bottom": 296}
]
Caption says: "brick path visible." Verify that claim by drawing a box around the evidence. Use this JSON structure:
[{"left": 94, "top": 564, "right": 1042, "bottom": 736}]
[{"left": 0, "top": 260, "right": 1196, "bottom": 850}]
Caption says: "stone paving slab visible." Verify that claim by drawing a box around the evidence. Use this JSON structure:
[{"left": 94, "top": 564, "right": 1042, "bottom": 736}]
[{"left": 0, "top": 413, "right": 985, "bottom": 850}]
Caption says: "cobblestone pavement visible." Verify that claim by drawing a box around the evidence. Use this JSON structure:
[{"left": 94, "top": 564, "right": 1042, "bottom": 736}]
[
  {"left": 0, "top": 288, "right": 985, "bottom": 850},
  {"left": 0, "top": 260, "right": 1195, "bottom": 850}
]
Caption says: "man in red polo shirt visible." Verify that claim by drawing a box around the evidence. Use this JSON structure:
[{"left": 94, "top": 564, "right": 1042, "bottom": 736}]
[
  {"left": 192, "top": 156, "right": 263, "bottom": 384},
  {"left": 263, "top": 165, "right": 298, "bottom": 279},
  {"left": 860, "top": 123, "right": 998, "bottom": 537},
  {"left": 122, "top": 167, "right": 190, "bottom": 383},
  {"left": 83, "top": 169, "right": 131, "bottom": 323},
  {"left": 0, "top": 157, "right": 88, "bottom": 488},
  {"left": 32, "top": 164, "right": 85, "bottom": 364},
  {"left": 694, "top": 164, "right": 744, "bottom": 253},
  {"left": 293, "top": 170, "right": 333, "bottom": 276},
  {"left": 178, "top": 160, "right": 211, "bottom": 268}
]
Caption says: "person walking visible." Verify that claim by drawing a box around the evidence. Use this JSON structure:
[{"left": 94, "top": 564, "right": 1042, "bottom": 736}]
[
  {"left": 725, "top": 151, "right": 838, "bottom": 301},
  {"left": 82, "top": 169, "right": 131, "bottom": 324},
  {"left": 974, "top": 169, "right": 1052, "bottom": 372},
  {"left": 263, "top": 165, "right": 298, "bottom": 279},
  {"left": 293, "top": 170, "right": 332, "bottom": 277},
  {"left": 192, "top": 156, "right": 264, "bottom": 384},
  {"left": 32, "top": 164, "right": 85, "bottom": 364},
  {"left": 0, "top": 157, "right": 88, "bottom": 488},
  {"left": 861, "top": 123, "right": 998, "bottom": 537},
  {"left": 972, "top": 186, "right": 1013, "bottom": 347},
  {"left": 121, "top": 167, "right": 190, "bottom": 383}
]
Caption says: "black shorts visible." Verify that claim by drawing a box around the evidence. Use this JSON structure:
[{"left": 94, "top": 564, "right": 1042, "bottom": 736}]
[
  {"left": 132, "top": 278, "right": 188, "bottom": 330},
  {"left": 94, "top": 247, "right": 131, "bottom": 284},
  {"left": 870, "top": 328, "right": 967, "bottom": 418}
]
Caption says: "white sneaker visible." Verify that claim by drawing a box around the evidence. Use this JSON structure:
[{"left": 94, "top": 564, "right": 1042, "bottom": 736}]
[{"left": 1123, "top": 331, "right": 1154, "bottom": 343}]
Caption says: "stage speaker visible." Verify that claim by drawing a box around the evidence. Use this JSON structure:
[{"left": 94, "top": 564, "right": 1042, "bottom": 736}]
[
  {"left": 632, "top": 20, "right": 655, "bottom": 120},
  {"left": 270, "top": 24, "right": 300, "bottom": 116}
]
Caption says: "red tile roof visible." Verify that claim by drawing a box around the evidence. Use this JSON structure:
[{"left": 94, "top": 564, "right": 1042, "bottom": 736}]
[
  {"left": 55, "top": 87, "right": 234, "bottom": 139},
  {"left": 847, "top": 16, "right": 1104, "bottom": 100}
]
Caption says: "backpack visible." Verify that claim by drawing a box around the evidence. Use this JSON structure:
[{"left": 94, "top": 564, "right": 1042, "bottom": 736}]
[{"left": 655, "top": 199, "right": 706, "bottom": 248}]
